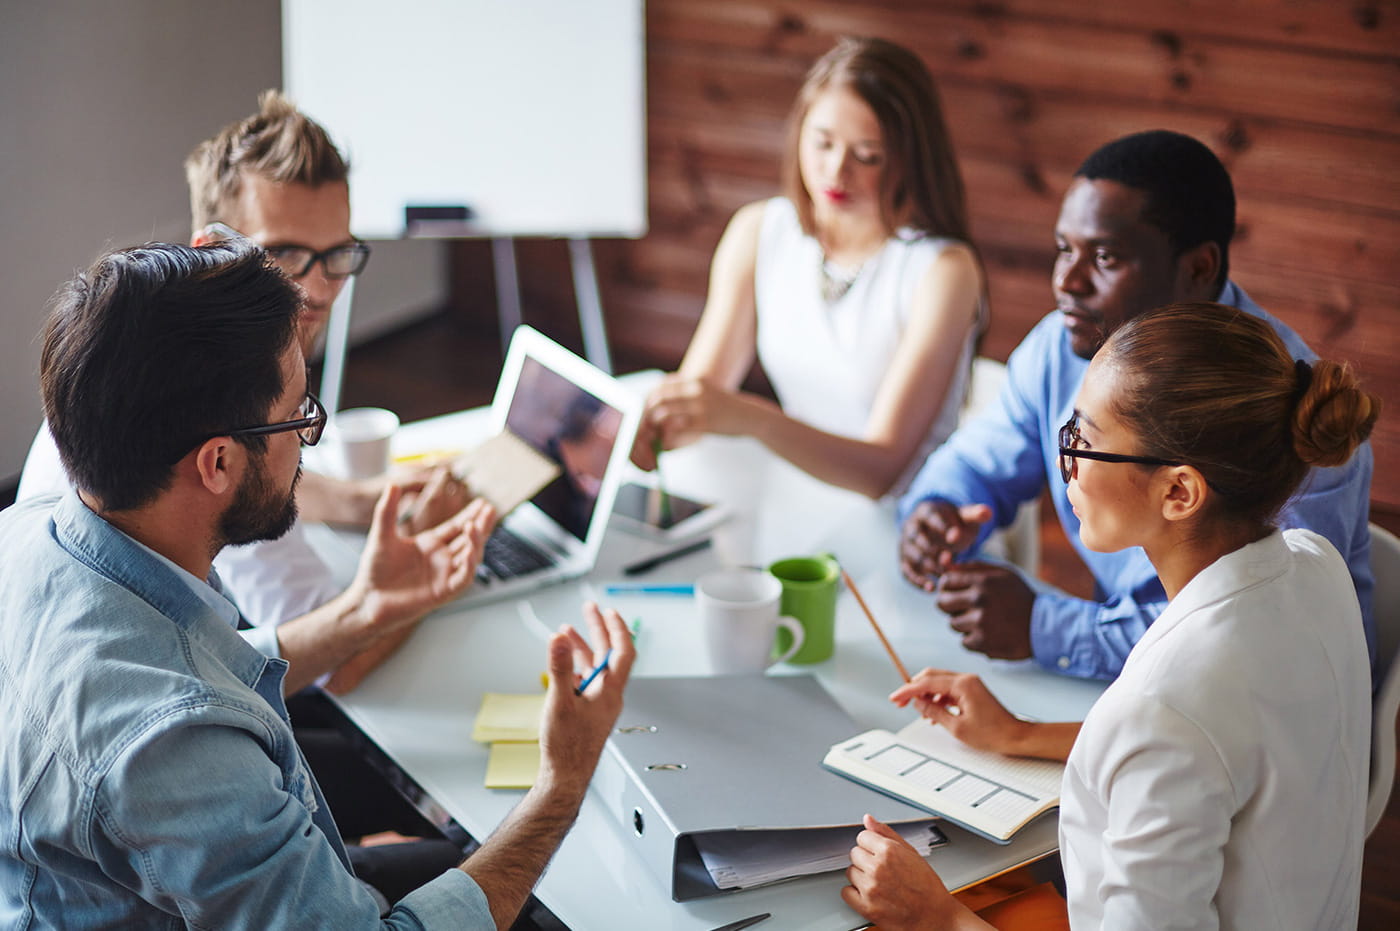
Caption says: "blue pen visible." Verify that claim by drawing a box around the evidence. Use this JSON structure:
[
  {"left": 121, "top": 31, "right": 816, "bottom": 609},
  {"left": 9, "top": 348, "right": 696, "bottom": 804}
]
[
  {"left": 604, "top": 584, "right": 695, "bottom": 596},
  {"left": 575, "top": 649, "right": 613, "bottom": 696}
]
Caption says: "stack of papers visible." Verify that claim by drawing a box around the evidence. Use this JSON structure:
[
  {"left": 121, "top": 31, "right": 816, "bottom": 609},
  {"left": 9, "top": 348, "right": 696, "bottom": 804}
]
[
  {"left": 691, "top": 819, "right": 947, "bottom": 890},
  {"left": 473, "top": 692, "right": 545, "bottom": 789}
]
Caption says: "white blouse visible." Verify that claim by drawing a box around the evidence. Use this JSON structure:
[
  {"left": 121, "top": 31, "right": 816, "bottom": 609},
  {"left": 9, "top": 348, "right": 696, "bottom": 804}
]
[{"left": 1060, "top": 529, "right": 1369, "bottom": 929}]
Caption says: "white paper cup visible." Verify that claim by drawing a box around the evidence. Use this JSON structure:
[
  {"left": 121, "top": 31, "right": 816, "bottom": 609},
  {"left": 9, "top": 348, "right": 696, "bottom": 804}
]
[
  {"left": 696, "top": 567, "right": 805, "bottom": 675},
  {"left": 328, "top": 407, "right": 399, "bottom": 479}
]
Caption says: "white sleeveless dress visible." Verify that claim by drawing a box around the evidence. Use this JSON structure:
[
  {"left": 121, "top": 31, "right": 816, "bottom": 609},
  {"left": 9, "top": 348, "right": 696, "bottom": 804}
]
[{"left": 753, "top": 197, "right": 978, "bottom": 495}]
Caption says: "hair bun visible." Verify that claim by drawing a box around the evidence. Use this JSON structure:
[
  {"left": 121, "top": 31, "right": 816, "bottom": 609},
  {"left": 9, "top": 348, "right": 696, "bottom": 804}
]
[{"left": 1292, "top": 360, "right": 1380, "bottom": 468}]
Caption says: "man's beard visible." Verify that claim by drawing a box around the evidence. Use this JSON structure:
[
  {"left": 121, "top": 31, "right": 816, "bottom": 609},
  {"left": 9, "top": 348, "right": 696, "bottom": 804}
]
[{"left": 219, "top": 456, "right": 301, "bottom": 547}]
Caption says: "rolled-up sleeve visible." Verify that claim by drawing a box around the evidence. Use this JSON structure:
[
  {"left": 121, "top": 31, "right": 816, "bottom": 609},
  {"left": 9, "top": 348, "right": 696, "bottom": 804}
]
[{"left": 238, "top": 623, "right": 282, "bottom": 659}]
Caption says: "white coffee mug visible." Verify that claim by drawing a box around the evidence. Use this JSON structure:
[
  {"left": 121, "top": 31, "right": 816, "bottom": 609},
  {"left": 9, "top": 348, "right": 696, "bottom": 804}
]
[
  {"left": 696, "top": 568, "right": 805, "bottom": 674},
  {"left": 328, "top": 407, "right": 399, "bottom": 479}
]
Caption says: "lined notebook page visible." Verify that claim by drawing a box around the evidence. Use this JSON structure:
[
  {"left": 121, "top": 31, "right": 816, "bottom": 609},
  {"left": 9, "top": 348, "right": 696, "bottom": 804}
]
[
  {"left": 824, "top": 719, "right": 1064, "bottom": 842},
  {"left": 877, "top": 720, "right": 1063, "bottom": 798}
]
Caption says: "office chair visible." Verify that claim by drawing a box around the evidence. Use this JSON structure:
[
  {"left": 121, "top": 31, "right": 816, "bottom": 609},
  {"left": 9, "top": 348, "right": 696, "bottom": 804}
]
[{"left": 1366, "top": 522, "right": 1400, "bottom": 837}]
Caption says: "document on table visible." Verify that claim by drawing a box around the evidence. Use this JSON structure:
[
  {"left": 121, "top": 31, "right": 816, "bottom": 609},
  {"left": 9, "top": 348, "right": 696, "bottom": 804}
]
[
  {"left": 823, "top": 719, "right": 1064, "bottom": 844},
  {"left": 691, "top": 819, "right": 947, "bottom": 890}
]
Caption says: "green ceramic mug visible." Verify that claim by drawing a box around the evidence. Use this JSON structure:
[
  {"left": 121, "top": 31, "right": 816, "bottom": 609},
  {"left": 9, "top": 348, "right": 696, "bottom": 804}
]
[{"left": 768, "top": 554, "right": 841, "bottom": 664}]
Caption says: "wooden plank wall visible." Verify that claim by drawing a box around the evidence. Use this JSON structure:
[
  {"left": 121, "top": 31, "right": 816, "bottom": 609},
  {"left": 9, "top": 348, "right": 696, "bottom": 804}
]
[{"left": 450, "top": 0, "right": 1400, "bottom": 512}]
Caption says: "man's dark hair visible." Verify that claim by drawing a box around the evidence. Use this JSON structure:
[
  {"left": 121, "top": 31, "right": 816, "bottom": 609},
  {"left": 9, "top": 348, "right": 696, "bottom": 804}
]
[
  {"left": 40, "top": 241, "right": 301, "bottom": 511},
  {"left": 1076, "top": 130, "right": 1235, "bottom": 289}
]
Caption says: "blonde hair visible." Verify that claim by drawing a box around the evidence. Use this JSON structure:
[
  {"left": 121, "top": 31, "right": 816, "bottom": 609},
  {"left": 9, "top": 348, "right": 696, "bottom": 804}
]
[
  {"left": 780, "top": 36, "right": 970, "bottom": 242},
  {"left": 184, "top": 90, "right": 348, "bottom": 232},
  {"left": 1101, "top": 302, "right": 1379, "bottom": 529}
]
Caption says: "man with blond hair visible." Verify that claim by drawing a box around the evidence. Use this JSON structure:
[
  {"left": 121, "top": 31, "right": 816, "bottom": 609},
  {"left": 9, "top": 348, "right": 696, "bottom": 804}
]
[
  {"left": 21, "top": 90, "right": 456, "bottom": 682},
  {"left": 187, "top": 90, "right": 467, "bottom": 654}
]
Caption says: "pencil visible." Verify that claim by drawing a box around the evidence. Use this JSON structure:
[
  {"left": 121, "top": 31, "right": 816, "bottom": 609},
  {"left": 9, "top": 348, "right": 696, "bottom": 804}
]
[{"left": 841, "top": 569, "right": 911, "bottom": 683}]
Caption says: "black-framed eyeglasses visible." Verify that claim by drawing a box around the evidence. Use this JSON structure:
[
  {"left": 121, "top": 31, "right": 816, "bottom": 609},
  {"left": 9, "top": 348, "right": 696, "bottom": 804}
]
[
  {"left": 222, "top": 392, "right": 327, "bottom": 447},
  {"left": 202, "top": 222, "right": 370, "bottom": 280},
  {"left": 1057, "top": 413, "right": 1179, "bottom": 484},
  {"left": 264, "top": 241, "right": 371, "bottom": 280}
]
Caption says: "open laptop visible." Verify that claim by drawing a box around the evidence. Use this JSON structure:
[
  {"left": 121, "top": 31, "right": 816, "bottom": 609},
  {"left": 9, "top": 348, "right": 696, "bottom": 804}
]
[{"left": 461, "top": 325, "right": 640, "bottom": 605}]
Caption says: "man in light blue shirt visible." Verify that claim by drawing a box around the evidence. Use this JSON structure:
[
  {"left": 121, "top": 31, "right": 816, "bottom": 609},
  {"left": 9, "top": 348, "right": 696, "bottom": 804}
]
[
  {"left": 0, "top": 241, "right": 635, "bottom": 927},
  {"left": 898, "top": 130, "right": 1374, "bottom": 681}
]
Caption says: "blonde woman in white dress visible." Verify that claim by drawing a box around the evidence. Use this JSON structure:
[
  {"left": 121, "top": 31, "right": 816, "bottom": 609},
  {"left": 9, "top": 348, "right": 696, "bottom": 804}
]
[{"left": 635, "top": 36, "right": 985, "bottom": 498}]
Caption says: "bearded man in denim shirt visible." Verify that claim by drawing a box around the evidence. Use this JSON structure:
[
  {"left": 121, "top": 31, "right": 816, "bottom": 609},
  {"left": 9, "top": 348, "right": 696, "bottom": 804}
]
[{"left": 0, "top": 241, "right": 634, "bottom": 928}]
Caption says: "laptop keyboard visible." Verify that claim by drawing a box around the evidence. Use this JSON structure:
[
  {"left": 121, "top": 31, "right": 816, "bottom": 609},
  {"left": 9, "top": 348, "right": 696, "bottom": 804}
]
[{"left": 480, "top": 526, "right": 556, "bottom": 582}]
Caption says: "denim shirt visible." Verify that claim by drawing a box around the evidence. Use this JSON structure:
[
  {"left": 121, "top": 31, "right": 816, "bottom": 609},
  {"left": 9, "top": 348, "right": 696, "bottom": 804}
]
[
  {"left": 0, "top": 493, "right": 490, "bottom": 929},
  {"left": 897, "top": 282, "right": 1376, "bottom": 682}
]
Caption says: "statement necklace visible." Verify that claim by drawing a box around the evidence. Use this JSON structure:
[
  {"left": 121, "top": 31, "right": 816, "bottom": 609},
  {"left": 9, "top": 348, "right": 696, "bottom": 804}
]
[{"left": 818, "top": 256, "right": 865, "bottom": 303}]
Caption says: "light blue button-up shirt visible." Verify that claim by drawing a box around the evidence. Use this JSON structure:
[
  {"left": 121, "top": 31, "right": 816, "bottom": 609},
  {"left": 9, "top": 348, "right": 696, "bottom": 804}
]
[
  {"left": 0, "top": 492, "right": 492, "bottom": 928},
  {"left": 898, "top": 283, "right": 1376, "bottom": 681}
]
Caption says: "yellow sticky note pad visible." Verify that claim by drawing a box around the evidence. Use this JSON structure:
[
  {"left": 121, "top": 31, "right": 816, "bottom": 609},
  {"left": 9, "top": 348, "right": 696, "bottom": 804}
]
[
  {"left": 485, "top": 741, "right": 540, "bottom": 789},
  {"left": 392, "top": 448, "right": 463, "bottom": 467},
  {"left": 472, "top": 693, "right": 545, "bottom": 743}
]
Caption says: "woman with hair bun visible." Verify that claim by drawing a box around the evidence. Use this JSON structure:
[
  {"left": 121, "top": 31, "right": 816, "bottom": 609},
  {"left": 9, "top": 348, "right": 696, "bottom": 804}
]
[
  {"left": 844, "top": 302, "right": 1379, "bottom": 929},
  {"left": 633, "top": 36, "right": 984, "bottom": 498}
]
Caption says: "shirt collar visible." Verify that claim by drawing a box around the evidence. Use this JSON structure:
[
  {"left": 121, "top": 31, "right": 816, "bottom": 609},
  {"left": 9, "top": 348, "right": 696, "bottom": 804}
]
[
  {"left": 52, "top": 491, "right": 271, "bottom": 685},
  {"left": 125, "top": 533, "right": 242, "bottom": 631},
  {"left": 1130, "top": 529, "right": 1288, "bottom": 659}
]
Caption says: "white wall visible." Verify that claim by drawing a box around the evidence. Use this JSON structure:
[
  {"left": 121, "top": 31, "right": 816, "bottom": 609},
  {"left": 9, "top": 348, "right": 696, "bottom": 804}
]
[{"left": 0, "top": 0, "right": 443, "bottom": 484}]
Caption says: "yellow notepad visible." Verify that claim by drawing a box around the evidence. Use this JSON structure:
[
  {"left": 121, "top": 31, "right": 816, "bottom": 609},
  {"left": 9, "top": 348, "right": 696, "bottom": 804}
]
[
  {"left": 485, "top": 741, "right": 541, "bottom": 789},
  {"left": 472, "top": 693, "right": 545, "bottom": 743}
]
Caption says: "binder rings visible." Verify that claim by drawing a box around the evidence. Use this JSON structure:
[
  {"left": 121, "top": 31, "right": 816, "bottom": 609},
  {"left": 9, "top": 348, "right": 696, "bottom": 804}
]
[{"left": 591, "top": 674, "right": 930, "bottom": 901}]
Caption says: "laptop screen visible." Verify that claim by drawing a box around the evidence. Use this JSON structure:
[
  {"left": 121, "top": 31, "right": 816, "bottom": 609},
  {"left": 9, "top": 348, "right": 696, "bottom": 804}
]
[{"left": 505, "top": 356, "right": 625, "bottom": 541}]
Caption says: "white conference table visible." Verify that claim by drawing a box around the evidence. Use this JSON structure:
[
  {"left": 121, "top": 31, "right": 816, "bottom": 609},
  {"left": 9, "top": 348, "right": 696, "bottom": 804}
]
[{"left": 310, "top": 384, "right": 1106, "bottom": 930}]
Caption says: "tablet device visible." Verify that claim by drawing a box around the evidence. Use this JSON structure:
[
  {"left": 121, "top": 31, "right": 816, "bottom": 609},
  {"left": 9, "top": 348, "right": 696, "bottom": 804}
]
[{"left": 611, "top": 481, "right": 727, "bottom": 541}]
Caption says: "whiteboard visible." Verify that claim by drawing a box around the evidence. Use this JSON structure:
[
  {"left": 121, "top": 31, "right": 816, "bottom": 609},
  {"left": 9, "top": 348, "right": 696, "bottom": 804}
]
[{"left": 283, "top": 0, "right": 647, "bottom": 239}]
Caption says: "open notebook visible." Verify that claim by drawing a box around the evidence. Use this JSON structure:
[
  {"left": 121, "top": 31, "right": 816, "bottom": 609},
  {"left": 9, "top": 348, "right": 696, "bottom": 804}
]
[{"left": 823, "top": 719, "right": 1065, "bottom": 844}]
